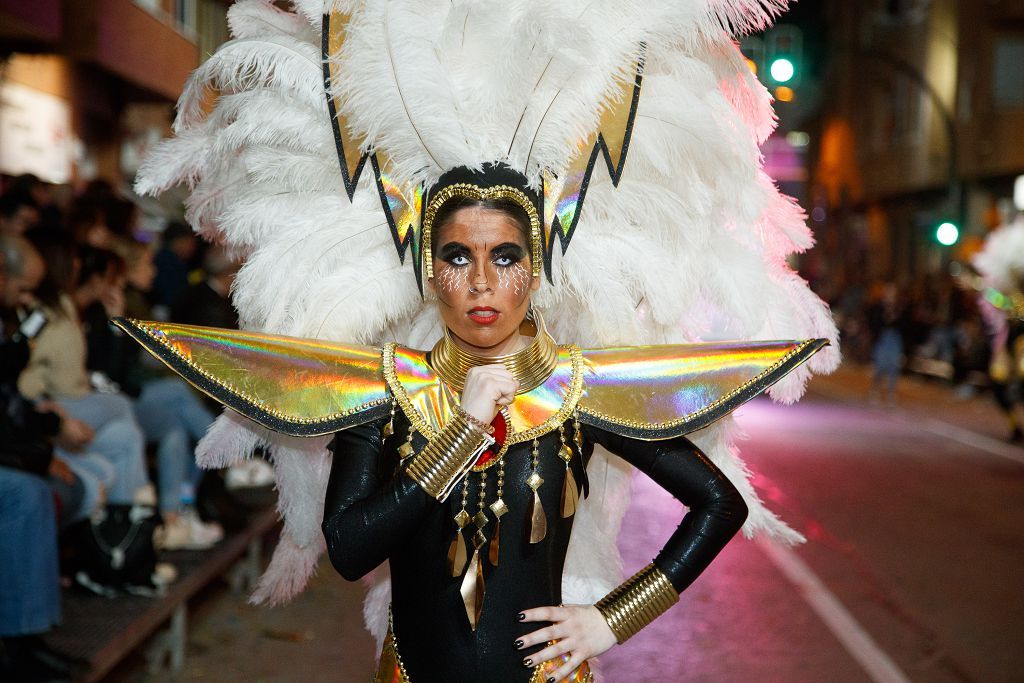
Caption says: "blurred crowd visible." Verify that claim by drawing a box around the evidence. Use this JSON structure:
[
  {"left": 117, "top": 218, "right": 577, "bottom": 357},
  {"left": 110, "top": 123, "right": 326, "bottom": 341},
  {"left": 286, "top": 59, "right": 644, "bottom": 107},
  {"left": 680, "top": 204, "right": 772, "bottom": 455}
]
[
  {"left": 0, "top": 173, "right": 259, "bottom": 681},
  {"left": 822, "top": 273, "right": 995, "bottom": 406}
]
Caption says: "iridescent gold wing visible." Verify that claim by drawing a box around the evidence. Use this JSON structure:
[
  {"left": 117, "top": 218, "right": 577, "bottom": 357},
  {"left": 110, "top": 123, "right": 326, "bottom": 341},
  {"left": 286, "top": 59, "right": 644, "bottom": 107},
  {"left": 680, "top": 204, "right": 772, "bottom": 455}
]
[
  {"left": 112, "top": 318, "right": 390, "bottom": 437},
  {"left": 577, "top": 339, "right": 829, "bottom": 440}
]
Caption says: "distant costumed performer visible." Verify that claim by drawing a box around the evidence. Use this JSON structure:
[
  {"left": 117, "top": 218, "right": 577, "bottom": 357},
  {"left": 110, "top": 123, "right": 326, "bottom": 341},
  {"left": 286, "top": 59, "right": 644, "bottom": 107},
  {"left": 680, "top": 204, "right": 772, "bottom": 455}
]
[
  {"left": 129, "top": 1, "right": 840, "bottom": 680},
  {"left": 973, "top": 216, "right": 1024, "bottom": 442}
]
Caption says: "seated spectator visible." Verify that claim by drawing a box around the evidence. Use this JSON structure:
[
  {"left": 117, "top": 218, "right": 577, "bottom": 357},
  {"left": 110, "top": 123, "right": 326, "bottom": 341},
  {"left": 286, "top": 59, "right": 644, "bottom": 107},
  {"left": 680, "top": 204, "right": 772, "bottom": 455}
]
[
  {"left": 67, "top": 200, "right": 115, "bottom": 250},
  {"left": 172, "top": 244, "right": 239, "bottom": 329},
  {"left": 17, "top": 239, "right": 152, "bottom": 508},
  {"left": 0, "top": 191, "right": 39, "bottom": 237},
  {"left": 84, "top": 242, "right": 222, "bottom": 549},
  {"left": 0, "top": 235, "right": 100, "bottom": 526},
  {"left": 7, "top": 174, "right": 63, "bottom": 239},
  {"left": 0, "top": 467, "right": 78, "bottom": 682},
  {"left": 152, "top": 223, "right": 198, "bottom": 317}
]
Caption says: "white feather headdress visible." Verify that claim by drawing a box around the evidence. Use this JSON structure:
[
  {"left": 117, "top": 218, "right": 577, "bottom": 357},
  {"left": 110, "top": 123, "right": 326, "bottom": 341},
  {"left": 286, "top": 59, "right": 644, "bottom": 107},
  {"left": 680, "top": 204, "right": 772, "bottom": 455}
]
[
  {"left": 136, "top": 0, "right": 839, "bottom": 646},
  {"left": 973, "top": 216, "right": 1024, "bottom": 295}
]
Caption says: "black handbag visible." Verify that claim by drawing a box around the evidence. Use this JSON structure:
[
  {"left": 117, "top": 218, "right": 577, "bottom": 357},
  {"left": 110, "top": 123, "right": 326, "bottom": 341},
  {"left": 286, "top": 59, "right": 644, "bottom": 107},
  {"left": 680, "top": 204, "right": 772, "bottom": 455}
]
[
  {"left": 72, "top": 504, "right": 162, "bottom": 597},
  {"left": 0, "top": 431, "right": 53, "bottom": 476}
]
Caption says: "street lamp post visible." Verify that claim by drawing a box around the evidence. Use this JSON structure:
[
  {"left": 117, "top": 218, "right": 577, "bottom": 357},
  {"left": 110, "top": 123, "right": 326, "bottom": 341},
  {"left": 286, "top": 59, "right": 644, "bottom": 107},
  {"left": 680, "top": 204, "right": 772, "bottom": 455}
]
[{"left": 838, "top": 43, "right": 965, "bottom": 235}]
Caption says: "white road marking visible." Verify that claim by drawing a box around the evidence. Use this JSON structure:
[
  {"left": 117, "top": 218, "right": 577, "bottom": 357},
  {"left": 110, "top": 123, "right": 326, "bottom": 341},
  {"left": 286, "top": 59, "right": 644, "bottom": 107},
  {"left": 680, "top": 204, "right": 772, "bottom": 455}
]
[
  {"left": 810, "top": 380, "right": 1024, "bottom": 466},
  {"left": 917, "top": 418, "right": 1024, "bottom": 465},
  {"left": 756, "top": 537, "right": 911, "bottom": 683}
]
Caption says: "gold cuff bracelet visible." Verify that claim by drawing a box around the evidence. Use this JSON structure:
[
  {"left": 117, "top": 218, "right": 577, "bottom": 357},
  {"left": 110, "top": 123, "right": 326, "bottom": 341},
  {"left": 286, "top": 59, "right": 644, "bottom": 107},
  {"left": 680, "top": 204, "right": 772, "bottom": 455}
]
[
  {"left": 595, "top": 563, "right": 679, "bottom": 643},
  {"left": 405, "top": 412, "right": 491, "bottom": 501}
]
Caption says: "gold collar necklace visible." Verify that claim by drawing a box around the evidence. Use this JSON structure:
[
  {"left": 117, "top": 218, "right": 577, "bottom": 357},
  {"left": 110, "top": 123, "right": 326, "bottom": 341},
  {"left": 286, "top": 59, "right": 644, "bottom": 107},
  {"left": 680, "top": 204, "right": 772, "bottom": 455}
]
[{"left": 430, "top": 311, "right": 558, "bottom": 394}]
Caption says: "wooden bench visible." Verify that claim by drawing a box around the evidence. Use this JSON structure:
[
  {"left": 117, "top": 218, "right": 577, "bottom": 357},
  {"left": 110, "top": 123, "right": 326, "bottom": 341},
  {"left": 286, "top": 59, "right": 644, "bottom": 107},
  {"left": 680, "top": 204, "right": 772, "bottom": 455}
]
[{"left": 49, "top": 507, "right": 279, "bottom": 683}]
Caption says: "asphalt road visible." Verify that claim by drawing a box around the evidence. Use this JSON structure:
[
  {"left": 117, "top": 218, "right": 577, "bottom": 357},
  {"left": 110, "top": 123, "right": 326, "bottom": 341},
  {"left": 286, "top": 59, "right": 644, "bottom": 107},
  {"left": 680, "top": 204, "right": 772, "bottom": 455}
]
[
  {"left": 118, "top": 381, "right": 1024, "bottom": 682},
  {"left": 601, "top": 395, "right": 1024, "bottom": 683}
]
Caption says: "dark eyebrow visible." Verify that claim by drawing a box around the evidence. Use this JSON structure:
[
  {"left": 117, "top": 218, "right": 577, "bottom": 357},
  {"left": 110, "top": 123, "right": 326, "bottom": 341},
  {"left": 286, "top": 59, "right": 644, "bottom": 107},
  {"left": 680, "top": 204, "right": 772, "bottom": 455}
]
[
  {"left": 438, "top": 242, "right": 470, "bottom": 260},
  {"left": 491, "top": 242, "right": 526, "bottom": 258}
]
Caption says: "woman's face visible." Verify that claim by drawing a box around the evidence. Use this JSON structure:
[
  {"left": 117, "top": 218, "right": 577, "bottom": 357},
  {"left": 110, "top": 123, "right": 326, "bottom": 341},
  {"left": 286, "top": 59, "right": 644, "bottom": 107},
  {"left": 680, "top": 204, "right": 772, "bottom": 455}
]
[
  {"left": 428, "top": 206, "right": 539, "bottom": 354},
  {"left": 127, "top": 247, "right": 156, "bottom": 292}
]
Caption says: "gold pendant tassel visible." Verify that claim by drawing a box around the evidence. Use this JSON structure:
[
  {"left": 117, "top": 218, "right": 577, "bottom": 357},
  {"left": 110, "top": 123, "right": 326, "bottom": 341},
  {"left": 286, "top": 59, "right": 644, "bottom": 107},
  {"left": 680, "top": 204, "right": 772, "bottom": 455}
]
[
  {"left": 526, "top": 438, "right": 546, "bottom": 543},
  {"left": 448, "top": 528, "right": 468, "bottom": 577},
  {"left": 460, "top": 543, "right": 485, "bottom": 630},
  {"left": 448, "top": 481, "right": 471, "bottom": 576},
  {"left": 558, "top": 425, "right": 578, "bottom": 518},
  {"left": 561, "top": 466, "right": 579, "bottom": 518},
  {"left": 488, "top": 458, "right": 507, "bottom": 567},
  {"left": 460, "top": 473, "right": 489, "bottom": 630},
  {"left": 527, "top": 474, "right": 547, "bottom": 544}
]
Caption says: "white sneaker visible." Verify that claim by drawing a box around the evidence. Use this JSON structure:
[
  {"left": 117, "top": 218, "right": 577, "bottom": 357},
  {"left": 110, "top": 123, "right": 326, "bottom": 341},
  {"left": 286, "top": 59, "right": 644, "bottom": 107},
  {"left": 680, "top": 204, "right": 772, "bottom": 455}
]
[
  {"left": 156, "top": 510, "right": 224, "bottom": 551},
  {"left": 153, "top": 562, "right": 179, "bottom": 586},
  {"left": 132, "top": 483, "right": 158, "bottom": 507},
  {"left": 226, "top": 459, "right": 275, "bottom": 490}
]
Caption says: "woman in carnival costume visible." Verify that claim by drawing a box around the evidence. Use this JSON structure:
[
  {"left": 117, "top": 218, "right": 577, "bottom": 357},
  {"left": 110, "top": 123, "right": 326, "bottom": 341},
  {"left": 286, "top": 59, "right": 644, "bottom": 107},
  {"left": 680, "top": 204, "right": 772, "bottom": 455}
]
[
  {"left": 973, "top": 216, "right": 1024, "bottom": 442},
  {"left": 127, "top": 1, "right": 839, "bottom": 680}
]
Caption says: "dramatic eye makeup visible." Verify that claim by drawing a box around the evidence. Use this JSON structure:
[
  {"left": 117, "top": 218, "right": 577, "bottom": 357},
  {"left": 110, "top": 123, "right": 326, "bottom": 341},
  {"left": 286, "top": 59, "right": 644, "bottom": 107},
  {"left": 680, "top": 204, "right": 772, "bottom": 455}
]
[
  {"left": 439, "top": 242, "right": 471, "bottom": 266},
  {"left": 491, "top": 243, "right": 525, "bottom": 267},
  {"left": 437, "top": 241, "right": 526, "bottom": 268}
]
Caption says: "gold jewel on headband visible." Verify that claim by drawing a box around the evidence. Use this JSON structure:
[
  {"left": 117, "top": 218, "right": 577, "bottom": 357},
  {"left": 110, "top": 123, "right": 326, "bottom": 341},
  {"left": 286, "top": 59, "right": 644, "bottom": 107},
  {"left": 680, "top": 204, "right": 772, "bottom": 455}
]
[{"left": 421, "top": 183, "right": 542, "bottom": 281}]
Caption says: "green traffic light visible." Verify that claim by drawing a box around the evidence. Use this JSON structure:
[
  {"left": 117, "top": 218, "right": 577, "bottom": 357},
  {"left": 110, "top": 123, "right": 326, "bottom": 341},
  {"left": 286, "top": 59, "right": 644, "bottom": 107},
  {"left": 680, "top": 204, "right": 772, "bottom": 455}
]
[
  {"left": 935, "top": 221, "right": 959, "bottom": 246},
  {"left": 769, "top": 57, "right": 795, "bottom": 83}
]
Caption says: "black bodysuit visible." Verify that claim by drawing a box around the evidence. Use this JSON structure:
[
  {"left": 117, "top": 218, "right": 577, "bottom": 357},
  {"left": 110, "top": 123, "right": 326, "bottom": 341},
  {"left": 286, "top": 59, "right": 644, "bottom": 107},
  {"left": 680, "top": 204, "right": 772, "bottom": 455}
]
[{"left": 322, "top": 412, "right": 747, "bottom": 682}]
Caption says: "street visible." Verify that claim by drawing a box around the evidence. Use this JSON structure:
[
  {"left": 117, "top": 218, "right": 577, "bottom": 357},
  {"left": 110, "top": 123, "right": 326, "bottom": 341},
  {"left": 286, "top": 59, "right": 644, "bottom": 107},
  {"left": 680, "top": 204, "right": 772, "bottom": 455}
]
[
  {"left": 115, "top": 369, "right": 1024, "bottom": 682},
  {"left": 603, "top": 394, "right": 1024, "bottom": 682}
]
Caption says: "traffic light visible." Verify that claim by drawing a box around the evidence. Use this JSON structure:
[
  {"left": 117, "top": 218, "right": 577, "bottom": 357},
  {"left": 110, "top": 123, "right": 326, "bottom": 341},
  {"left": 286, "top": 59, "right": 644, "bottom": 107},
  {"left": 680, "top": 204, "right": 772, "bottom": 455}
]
[
  {"left": 935, "top": 221, "right": 959, "bottom": 246},
  {"left": 765, "top": 26, "right": 802, "bottom": 87},
  {"left": 770, "top": 57, "right": 796, "bottom": 84}
]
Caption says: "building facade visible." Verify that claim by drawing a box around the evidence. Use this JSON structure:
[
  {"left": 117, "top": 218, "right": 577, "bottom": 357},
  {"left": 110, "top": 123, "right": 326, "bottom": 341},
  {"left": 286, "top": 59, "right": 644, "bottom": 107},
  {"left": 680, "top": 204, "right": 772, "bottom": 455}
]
[
  {"left": 812, "top": 0, "right": 1024, "bottom": 286},
  {"left": 0, "top": 0, "right": 228, "bottom": 189}
]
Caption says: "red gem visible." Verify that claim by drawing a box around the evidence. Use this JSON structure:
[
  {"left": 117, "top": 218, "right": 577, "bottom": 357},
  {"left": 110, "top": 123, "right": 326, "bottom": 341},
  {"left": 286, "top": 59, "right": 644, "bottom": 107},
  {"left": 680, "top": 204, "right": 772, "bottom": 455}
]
[{"left": 474, "top": 413, "right": 507, "bottom": 467}]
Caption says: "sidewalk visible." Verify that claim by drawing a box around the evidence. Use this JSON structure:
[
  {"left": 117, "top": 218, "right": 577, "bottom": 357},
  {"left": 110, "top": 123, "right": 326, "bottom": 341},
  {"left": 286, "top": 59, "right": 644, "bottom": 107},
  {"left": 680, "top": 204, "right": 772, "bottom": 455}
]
[{"left": 807, "top": 363, "right": 1019, "bottom": 445}]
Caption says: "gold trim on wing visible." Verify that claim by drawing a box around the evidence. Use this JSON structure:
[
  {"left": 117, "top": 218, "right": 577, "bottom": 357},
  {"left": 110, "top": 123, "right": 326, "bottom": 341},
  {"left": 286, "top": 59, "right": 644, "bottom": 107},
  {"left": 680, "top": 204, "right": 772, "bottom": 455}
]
[
  {"left": 111, "top": 318, "right": 390, "bottom": 437},
  {"left": 576, "top": 338, "right": 829, "bottom": 440}
]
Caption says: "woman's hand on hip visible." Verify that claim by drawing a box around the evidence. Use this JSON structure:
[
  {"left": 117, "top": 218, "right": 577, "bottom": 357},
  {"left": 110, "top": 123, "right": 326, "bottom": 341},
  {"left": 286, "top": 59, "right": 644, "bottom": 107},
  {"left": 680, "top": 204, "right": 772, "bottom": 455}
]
[
  {"left": 516, "top": 605, "right": 616, "bottom": 681},
  {"left": 460, "top": 364, "right": 518, "bottom": 424}
]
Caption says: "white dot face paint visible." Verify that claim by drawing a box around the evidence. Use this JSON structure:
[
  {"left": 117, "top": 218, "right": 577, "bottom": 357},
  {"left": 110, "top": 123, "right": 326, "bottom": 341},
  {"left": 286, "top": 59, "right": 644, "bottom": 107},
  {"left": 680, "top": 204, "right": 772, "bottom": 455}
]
[
  {"left": 496, "top": 262, "right": 530, "bottom": 296},
  {"left": 436, "top": 263, "right": 469, "bottom": 295}
]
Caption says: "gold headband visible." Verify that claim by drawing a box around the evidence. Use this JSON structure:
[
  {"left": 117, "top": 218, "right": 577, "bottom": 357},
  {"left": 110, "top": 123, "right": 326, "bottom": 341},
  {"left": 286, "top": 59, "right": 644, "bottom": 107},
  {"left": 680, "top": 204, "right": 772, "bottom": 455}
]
[{"left": 421, "top": 183, "right": 543, "bottom": 281}]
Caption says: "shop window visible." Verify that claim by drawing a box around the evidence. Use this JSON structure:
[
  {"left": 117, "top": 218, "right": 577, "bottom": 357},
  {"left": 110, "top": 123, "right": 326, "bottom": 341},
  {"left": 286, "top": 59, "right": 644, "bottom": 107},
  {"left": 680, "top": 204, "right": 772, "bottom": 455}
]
[{"left": 993, "top": 38, "right": 1024, "bottom": 108}]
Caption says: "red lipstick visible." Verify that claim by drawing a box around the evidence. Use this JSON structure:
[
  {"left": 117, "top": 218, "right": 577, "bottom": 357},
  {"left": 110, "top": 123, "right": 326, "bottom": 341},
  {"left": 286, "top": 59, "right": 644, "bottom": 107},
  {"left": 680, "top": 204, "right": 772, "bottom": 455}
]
[{"left": 468, "top": 307, "right": 499, "bottom": 325}]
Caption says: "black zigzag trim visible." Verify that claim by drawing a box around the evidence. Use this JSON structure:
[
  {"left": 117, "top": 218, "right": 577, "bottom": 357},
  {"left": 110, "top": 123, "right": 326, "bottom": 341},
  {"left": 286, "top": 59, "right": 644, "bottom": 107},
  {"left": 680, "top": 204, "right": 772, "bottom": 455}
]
[
  {"left": 322, "top": 13, "right": 371, "bottom": 201},
  {"left": 542, "top": 53, "right": 646, "bottom": 282}
]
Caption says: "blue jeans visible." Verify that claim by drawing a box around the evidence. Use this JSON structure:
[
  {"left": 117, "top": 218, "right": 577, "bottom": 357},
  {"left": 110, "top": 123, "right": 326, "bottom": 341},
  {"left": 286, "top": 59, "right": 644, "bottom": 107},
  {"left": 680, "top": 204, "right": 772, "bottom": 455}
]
[
  {"left": 55, "top": 449, "right": 113, "bottom": 522},
  {"left": 0, "top": 467, "right": 60, "bottom": 637},
  {"left": 133, "top": 378, "right": 214, "bottom": 512},
  {"left": 58, "top": 392, "right": 149, "bottom": 505}
]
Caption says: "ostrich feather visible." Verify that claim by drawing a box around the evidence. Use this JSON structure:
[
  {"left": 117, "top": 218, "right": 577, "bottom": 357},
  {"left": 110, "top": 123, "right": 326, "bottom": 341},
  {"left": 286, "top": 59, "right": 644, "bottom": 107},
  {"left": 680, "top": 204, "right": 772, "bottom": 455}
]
[
  {"left": 176, "top": 36, "right": 323, "bottom": 132},
  {"left": 228, "top": 0, "right": 309, "bottom": 41}
]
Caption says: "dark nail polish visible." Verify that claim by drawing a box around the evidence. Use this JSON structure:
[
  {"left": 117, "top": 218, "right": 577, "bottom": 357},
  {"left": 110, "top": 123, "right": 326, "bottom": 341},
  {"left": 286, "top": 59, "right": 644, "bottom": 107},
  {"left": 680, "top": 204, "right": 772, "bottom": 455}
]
[
  {"left": 514, "top": 639, "right": 524, "bottom": 649},
  {"left": 517, "top": 612, "right": 526, "bottom": 621},
  {"left": 523, "top": 658, "right": 533, "bottom": 667}
]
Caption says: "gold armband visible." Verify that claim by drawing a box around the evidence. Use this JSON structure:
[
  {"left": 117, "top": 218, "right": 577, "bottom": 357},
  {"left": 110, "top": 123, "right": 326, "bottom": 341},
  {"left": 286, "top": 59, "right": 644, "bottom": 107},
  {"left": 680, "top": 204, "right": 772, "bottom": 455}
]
[
  {"left": 595, "top": 563, "right": 679, "bottom": 643},
  {"left": 405, "top": 411, "right": 492, "bottom": 502}
]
